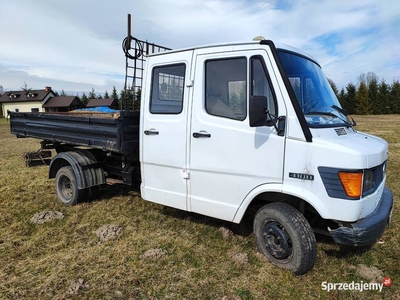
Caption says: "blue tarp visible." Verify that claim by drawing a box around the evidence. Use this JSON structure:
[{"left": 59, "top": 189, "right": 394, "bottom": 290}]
[{"left": 74, "top": 106, "right": 120, "bottom": 113}]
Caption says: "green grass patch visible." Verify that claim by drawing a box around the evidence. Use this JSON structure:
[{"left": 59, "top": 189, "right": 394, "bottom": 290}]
[{"left": 0, "top": 116, "right": 399, "bottom": 299}]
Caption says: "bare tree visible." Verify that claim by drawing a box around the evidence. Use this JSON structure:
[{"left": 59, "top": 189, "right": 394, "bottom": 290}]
[
  {"left": 327, "top": 78, "right": 339, "bottom": 97},
  {"left": 357, "top": 72, "right": 379, "bottom": 87},
  {"left": 21, "top": 82, "right": 31, "bottom": 92}
]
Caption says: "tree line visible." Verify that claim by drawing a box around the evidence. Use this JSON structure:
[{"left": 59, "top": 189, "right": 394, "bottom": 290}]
[
  {"left": 328, "top": 72, "right": 400, "bottom": 115},
  {"left": 59, "top": 86, "right": 140, "bottom": 110},
  {"left": 2, "top": 73, "right": 400, "bottom": 115},
  {"left": 79, "top": 72, "right": 400, "bottom": 115}
]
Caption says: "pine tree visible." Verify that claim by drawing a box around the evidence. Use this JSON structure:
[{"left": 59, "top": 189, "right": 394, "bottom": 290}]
[
  {"left": 104, "top": 90, "right": 110, "bottom": 98},
  {"left": 111, "top": 86, "right": 119, "bottom": 100},
  {"left": 389, "top": 80, "right": 400, "bottom": 114},
  {"left": 355, "top": 82, "right": 372, "bottom": 114},
  {"left": 60, "top": 89, "right": 67, "bottom": 96},
  {"left": 88, "top": 88, "right": 96, "bottom": 99},
  {"left": 80, "top": 92, "right": 88, "bottom": 106},
  {"left": 344, "top": 83, "right": 357, "bottom": 114},
  {"left": 368, "top": 78, "right": 379, "bottom": 114},
  {"left": 120, "top": 89, "right": 134, "bottom": 110},
  {"left": 378, "top": 80, "right": 390, "bottom": 114}
]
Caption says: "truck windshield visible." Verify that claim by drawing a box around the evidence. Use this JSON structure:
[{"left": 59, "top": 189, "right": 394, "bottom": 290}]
[{"left": 278, "top": 50, "right": 349, "bottom": 128}]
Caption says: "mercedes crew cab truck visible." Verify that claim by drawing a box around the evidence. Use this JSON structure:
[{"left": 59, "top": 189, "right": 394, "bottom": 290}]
[{"left": 10, "top": 38, "right": 393, "bottom": 275}]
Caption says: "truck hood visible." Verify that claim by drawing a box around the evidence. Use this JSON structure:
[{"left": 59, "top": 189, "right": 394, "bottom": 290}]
[{"left": 311, "top": 127, "right": 388, "bottom": 169}]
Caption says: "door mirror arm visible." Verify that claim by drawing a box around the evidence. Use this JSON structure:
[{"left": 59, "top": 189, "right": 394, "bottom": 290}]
[{"left": 265, "top": 109, "right": 285, "bottom": 136}]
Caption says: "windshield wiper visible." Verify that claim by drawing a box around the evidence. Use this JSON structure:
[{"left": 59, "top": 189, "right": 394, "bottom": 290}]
[
  {"left": 331, "top": 105, "right": 357, "bottom": 126},
  {"left": 307, "top": 111, "right": 353, "bottom": 127}
]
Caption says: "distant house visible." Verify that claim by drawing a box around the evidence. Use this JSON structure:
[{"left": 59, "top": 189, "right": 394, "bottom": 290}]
[
  {"left": 43, "top": 96, "right": 84, "bottom": 112},
  {"left": 86, "top": 98, "right": 119, "bottom": 110},
  {"left": 0, "top": 86, "right": 56, "bottom": 118}
]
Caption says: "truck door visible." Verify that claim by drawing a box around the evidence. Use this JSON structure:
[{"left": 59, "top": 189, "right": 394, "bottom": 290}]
[
  {"left": 140, "top": 51, "right": 193, "bottom": 210},
  {"left": 189, "top": 51, "right": 286, "bottom": 221}
]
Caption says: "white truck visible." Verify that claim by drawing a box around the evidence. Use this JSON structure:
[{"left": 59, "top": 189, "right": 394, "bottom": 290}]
[{"left": 10, "top": 34, "right": 393, "bottom": 275}]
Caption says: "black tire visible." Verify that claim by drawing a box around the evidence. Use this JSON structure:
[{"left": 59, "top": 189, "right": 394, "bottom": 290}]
[
  {"left": 254, "top": 202, "right": 317, "bottom": 275},
  {"left": 55, "top": 166, "right": 86, "bottom": 205}
]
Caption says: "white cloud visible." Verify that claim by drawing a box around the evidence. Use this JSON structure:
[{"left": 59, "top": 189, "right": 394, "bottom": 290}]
[{"left": 0, "top": 0, "right": 399, "bottom": 93}]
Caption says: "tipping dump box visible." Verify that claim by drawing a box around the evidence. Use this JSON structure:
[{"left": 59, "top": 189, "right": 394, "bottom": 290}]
[{"left": 10, "top": 110, "right": 140, "bottom": 155}]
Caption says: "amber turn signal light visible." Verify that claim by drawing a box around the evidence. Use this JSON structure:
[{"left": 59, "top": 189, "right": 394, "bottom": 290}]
[{"left": 338, "top": 172, "right": 362, "bottom": 198}]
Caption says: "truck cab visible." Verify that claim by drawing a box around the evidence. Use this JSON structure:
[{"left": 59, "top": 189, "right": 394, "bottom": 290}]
[{"left": 139, "top": 39, "right": 393, "bottom": 274}]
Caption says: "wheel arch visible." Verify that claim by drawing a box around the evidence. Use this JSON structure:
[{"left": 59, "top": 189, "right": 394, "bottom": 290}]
[
  {"left": 232, "top": 183, "right": 330, "bottom": 224},
  {"left": 49, "top": 150, "right": 105, "bottom": 189}
]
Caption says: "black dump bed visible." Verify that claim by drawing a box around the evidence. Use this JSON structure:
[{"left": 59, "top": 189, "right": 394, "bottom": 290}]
[{"left": 10, "top": 110, "right": 140, "bottom": 155}]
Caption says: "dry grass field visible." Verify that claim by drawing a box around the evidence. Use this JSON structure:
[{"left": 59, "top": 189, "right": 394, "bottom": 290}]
[{"left": 0, "top": 115, "right": 399, "bottom": 299}]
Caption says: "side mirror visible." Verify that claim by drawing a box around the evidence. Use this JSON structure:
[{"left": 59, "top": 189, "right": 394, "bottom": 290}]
[
  {"left": 249, "top": 96, "right": 286, "bottom": 136},
  {"left": 249, "top": 96, "right": 267, "bottom": 127}
]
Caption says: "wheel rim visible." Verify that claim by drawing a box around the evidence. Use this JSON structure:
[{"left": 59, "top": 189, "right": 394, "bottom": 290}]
[
  {"left": 58, "top": 174, "right": 73, "bottom": 202},
  {"left": 262, "top": 221, "right": 292, "bottom": 259}
]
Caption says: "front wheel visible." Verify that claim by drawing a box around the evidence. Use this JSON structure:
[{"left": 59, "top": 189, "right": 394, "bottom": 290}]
[
  {"left": 254, "top": 202, "right": 317, "bottom": 275},
  {"left": 55, "top": 166, "right": 86, "bottom": 205}
]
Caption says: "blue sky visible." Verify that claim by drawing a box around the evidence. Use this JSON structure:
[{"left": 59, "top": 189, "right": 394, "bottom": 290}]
[{"left": 0, "top": 0, "right": 399, "bottom": 95}]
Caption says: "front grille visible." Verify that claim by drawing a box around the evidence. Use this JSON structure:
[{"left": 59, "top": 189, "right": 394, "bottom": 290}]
[{"left": 363, "top": 162, "right": 385, "bottom": 197}]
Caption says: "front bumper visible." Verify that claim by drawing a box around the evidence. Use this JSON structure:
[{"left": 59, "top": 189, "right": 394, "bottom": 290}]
[{"left": 328, "top": 187, "right": 393, "bottom": 246}]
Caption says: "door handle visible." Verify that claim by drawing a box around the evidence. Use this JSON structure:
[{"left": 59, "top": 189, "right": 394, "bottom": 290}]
[
  {"left": 193, "top": 132, "right": 211, "bottom": 138},
  {"left": 144, "top": 129, "right": 159, "bottom": 135}
]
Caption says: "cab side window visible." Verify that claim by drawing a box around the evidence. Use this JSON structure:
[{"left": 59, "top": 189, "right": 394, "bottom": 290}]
[
  {"left": 205, "top": 58, "right": 247, "bottom": 120},
  {"left": 150, "top": 64, "right": 185, "bottom": 114},
  {"left": 251, "top": 57, "right": 277, "bottom": 115}
]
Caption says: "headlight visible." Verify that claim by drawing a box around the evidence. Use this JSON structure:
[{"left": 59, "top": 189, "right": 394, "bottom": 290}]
[{"left": 363, "top": 170, "right": 374, "bottom": 192}]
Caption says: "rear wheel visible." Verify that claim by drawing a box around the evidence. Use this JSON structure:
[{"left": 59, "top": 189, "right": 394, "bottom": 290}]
[
  {"left": 55, "top": 166, "right": 86, "bottom": 205},
  {"left": 254, "top": 202, "right": 317, "bottom": 275}
]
